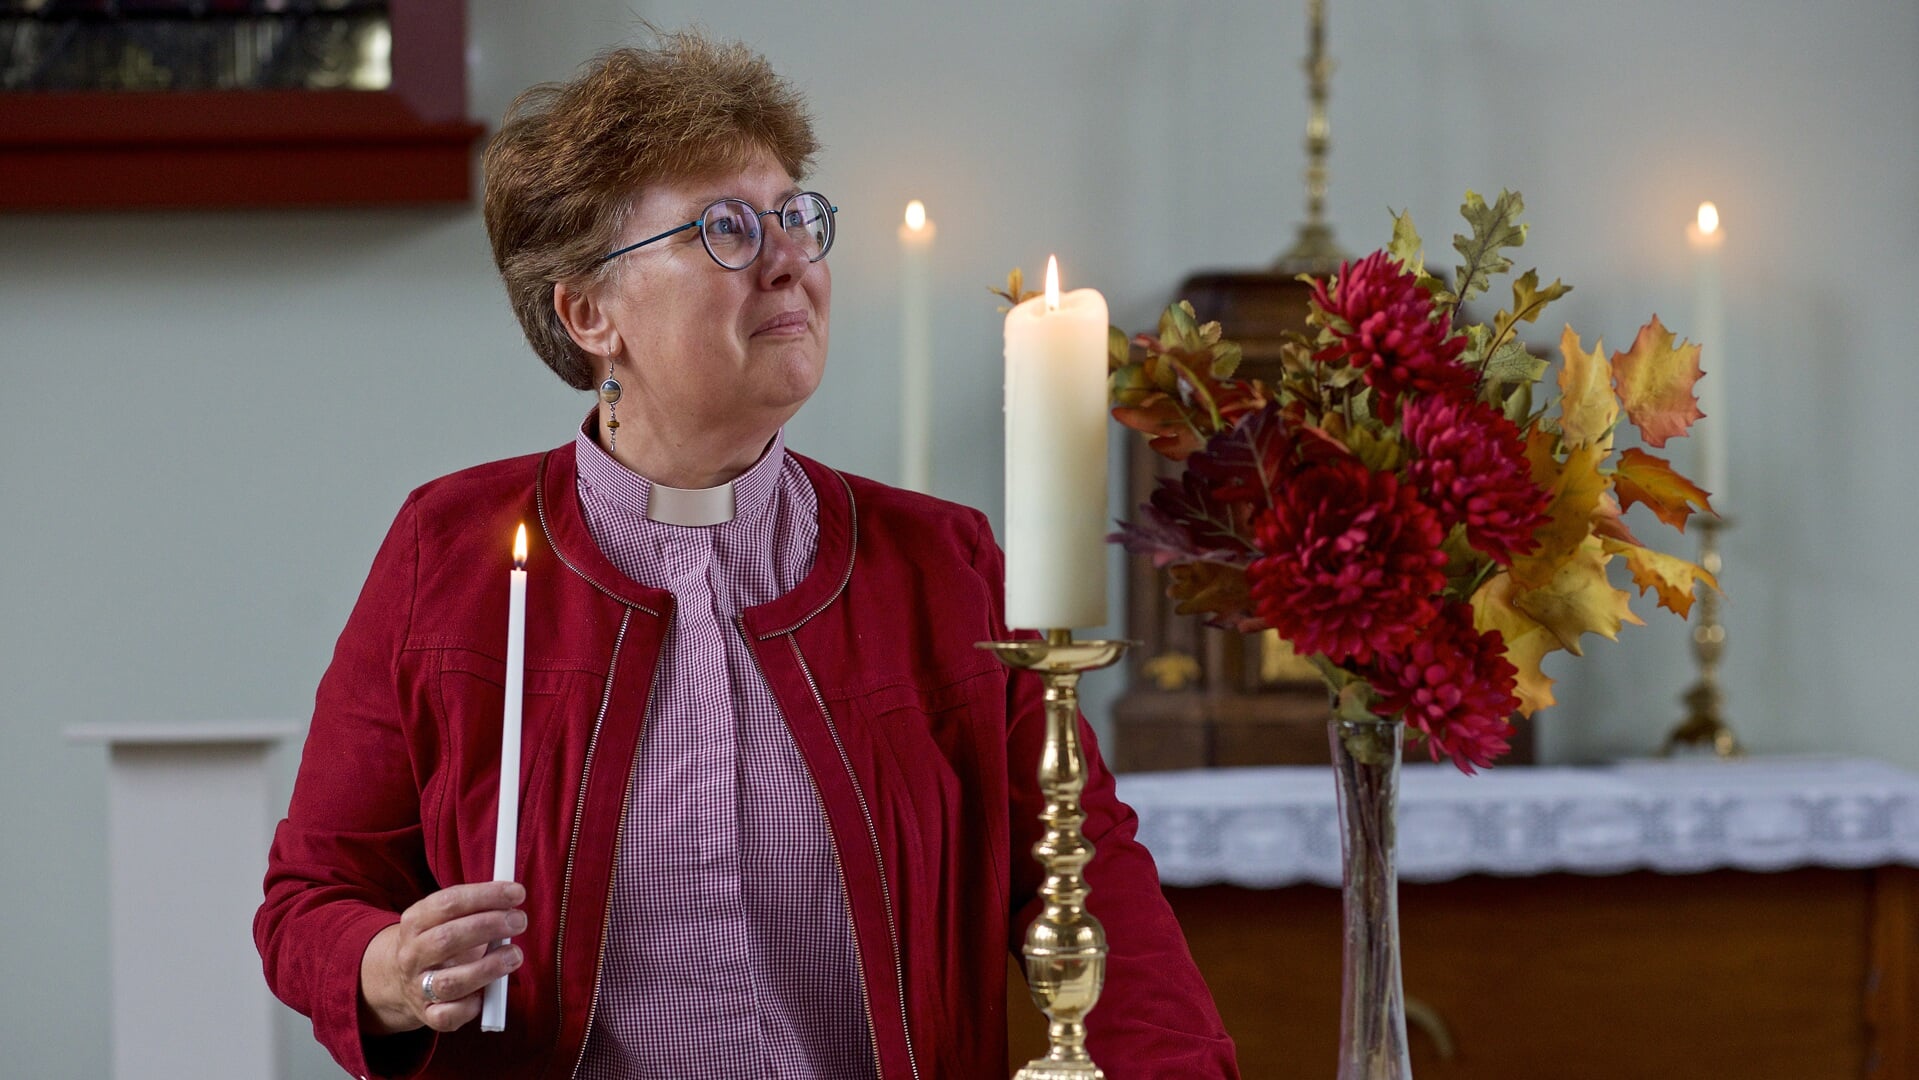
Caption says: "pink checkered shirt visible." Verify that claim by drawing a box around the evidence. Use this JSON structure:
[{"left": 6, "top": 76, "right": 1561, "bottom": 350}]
[{"left": 572, "top": 428, "right": 876, "bottom": 1079}]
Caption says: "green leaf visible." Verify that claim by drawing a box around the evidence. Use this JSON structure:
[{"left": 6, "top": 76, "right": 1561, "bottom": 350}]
[
  {"left": 1108, "top": 325, "right": 1131, "bottom": 373},
  {"left": 1389, "top": 207, "right": 1452, "bottom": 299},
  {"left": 1388, "top": 208, "right": 1424, "bottom": 273},
  {"left": 1209, "top": 339, "right": 1243, "bottom": 379},
  {"left": 1452, "top": 189, "right": 1528, "bottom": 304},
  {"left": 1482, "top": 339, "right": 1548, "bottom": 385},
  {"left": 1459, "top": 323, "right": 1494, "bottom": 368},
  {"left": 1344, "top": 424, "right": 1405, "bottom": 473},
  {"left": 1159, "top": 300, "right": 1201, "bottom": 349},
  {"left": 1502, "top": 381, "right": 1535, "bottom": 425}
]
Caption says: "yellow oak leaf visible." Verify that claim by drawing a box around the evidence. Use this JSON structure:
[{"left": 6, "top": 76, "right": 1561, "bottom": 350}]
[
  {"left": 1511, "top": 538, "right": 1643, "bottom": 655},
  {"left": 1610, "top": 315, "right": 1705, "bottom": 448},
  {"left": 1614, "top": 447, "right": 1716, "bottom": 532},
  {"left": 1511, "top": 440, "right": 1607, "bottom": 590},
  {"left": 1600, "top": 538, "right": 1721, "bottom": 619},
  {"left": 1471, "top": 572, "right": 1562, "bottom": 717},
  {"left": 1508, "top": 269, "right": 1571, "bottom": 325},
  {"left": 1556, "top": 325, "right": 1618, "bottom": 450}
]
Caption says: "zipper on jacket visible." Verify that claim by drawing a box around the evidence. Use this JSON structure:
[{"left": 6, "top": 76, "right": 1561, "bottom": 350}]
[
  {"left": 554, "top": 605, "right": 629, "bottom": 1079},
  {"left": 535, "top": 454, "right": 661, "bottom": 618},
  {"left": 754, "top": 469, "right": 858, "bottom": 640},
  {"left": 788, "top": 635, "right": 923, "bottom": 1080},
  {"left": 737, "top": 617, "right": 885, "bottom": 1079}
]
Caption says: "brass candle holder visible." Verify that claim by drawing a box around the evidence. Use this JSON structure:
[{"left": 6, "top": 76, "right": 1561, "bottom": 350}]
[
  {"left": 1662, "top": 515, "right": 1741, "bottom": 757},
  {"left": 980, "top": 628, "right": 1131, "bottom": 1079}
]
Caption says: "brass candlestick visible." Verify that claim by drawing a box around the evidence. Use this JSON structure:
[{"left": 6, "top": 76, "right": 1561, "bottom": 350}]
[
  {"left": 980, "top": 628, "right": 1130, "bottom": 1079},
  {"left": 1663, "top": 516, "right": 1741, "bottom": 757},
  {"left": 1275, "top": 0, "right": 1350, "bottom": 274}
]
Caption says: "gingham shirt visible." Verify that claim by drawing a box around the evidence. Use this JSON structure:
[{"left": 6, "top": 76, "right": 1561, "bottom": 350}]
[{"left": 573, "top": 429, "right": 875, "bottom": 1080}]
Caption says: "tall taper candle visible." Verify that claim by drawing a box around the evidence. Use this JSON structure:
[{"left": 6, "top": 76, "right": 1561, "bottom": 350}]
[
  {"left": 1002, "top": 256, "right": 1109, "bottom": 630},
  {"left": 481, "top": 523, "right": 528, "bottom": 1032},
  {"left": 1688, "top": 202, "right": 1728, "bottom": 505},
  {"left": 900, "top": 201, "right": 936, "bottom": 493}
]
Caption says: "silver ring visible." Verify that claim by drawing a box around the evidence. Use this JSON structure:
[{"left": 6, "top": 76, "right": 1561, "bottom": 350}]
[{"left": 421, "top": 969, "right": 442, "bottom": 1005}]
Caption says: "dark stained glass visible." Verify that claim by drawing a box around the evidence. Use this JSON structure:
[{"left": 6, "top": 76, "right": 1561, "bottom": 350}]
[{"left": 0, "top": 1, "right": 392, "bottom": 92}]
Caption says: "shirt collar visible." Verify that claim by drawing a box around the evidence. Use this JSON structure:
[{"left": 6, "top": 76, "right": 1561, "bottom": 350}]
[{"left": 573, "top": 416, "right": 785, "bottom": 528}]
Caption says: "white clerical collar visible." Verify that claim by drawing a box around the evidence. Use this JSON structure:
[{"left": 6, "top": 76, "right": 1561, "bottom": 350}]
[
  {"left": 646, "top": 480, "right": 735, "bottom": 526},
  {"left": 574, "top": 417, "right": 786, "bottom": 529}
]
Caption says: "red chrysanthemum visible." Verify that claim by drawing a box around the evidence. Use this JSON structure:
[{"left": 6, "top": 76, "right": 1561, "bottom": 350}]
[
  {"left": 1248, "top": 455, "right": 1449, "bottom": 665},
  {"left": 1310, "top": 251, "right": 1475, "bottom": 423},
  {"left": 1400, "top": 396, "right": 1552, "bottom": 564},
  {"left": 1363, "top": 602, "right": 1520, "bottom": 774}
]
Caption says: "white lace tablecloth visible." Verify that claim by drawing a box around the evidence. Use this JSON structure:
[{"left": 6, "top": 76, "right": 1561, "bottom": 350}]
[{"left": 1116, "top": 756, "right": 1919, "bottom": 888}]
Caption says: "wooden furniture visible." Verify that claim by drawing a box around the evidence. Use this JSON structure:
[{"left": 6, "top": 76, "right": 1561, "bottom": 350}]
[
  {"left": 0, "top": 0, "right": 483, "bottom": 210},
  {"left": 1011, "top": 868, "right": 1919, "bottom": 1078},
  {"left": 1008, "top": 758, "right": 1919, "bottom": 1076}
]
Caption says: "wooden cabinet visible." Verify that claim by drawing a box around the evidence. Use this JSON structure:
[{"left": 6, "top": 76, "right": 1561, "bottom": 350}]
[{"left": 1009, "top": 867, "right": 1919, "bottom": 1078}]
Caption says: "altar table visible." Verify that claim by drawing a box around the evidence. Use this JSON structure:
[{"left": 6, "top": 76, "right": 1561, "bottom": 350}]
[{"left": 1008, "top": 757, "right": 1919, "bottom": 1079}]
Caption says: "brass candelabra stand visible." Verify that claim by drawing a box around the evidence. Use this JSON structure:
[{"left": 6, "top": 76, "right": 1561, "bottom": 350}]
[
  {"left": 980, "top": 629, "right": 1130, "bottom": 1079},
  {"left": 1663, "top": 516, "right": 1741, "bottom": 757}
]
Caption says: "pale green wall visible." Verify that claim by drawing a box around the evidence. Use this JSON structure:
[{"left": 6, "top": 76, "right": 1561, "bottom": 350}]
[{"left": 3, "top": 1, "right": 1915, "bottom": 1074}]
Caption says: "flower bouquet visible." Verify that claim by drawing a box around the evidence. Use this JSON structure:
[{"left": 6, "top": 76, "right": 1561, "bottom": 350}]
[{"left": 1104, "top": 190, "right": 1718, "bottom": 1077}]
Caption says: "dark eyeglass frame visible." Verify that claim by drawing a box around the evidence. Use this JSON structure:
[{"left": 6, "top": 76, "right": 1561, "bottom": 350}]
[{"left": 600, "top": 191, "right": 838, "bottom": 270}]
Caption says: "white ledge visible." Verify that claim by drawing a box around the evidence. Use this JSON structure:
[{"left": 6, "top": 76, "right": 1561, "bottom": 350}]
[{"left": 65, "top": 719, "right": 304, "bottom": 746}]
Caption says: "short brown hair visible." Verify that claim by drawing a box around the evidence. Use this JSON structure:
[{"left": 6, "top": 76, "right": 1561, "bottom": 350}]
[{"left": 483, "top": 31, "right": 819, "bottom": 389}]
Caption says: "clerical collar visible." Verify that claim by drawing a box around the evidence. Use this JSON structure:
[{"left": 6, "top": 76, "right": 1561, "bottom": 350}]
[
  {"left": 646, "top": 479, "right": 734, "bottom": 527},
  {"left": 573, "top": 417, "right": 784, "bottom": 528}
]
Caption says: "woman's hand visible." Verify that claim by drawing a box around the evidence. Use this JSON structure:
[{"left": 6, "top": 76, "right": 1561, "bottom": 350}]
[{"left": 359, "top": 881, "right": 528, "bottom": 1036}]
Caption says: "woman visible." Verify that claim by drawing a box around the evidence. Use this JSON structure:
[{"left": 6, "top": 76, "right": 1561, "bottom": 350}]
[{"left": 256, "top": 31, "right": 1238, "bottom": 1080}]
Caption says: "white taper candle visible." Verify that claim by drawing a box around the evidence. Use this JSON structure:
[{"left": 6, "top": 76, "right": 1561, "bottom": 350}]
[
  {"left": 481, "top": 523, "right": 528, "bottom": 1032},
  {"left": 900, "top": 201, "right": 936, "bottom": 493},
  {"left": 1002, "top": 255, "right": 1109, "bottom": 630},
  {"left": 1689, "top": 202, "right": 1728, "bottom": 505}
]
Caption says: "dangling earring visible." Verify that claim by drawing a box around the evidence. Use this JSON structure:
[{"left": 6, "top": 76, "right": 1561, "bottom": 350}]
[{"left": 598, "top": 358, "right": 623, "bottom": 452}]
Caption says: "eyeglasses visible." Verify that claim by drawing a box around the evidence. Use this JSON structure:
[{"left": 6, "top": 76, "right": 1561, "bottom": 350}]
[{"left": 601, "top": 191, "right": 837, "bottom": 271}]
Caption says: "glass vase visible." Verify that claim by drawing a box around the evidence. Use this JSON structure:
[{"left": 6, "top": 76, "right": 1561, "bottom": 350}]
[{"left": 1329, "top": 716, "right": 1412, "bottom": 1080}]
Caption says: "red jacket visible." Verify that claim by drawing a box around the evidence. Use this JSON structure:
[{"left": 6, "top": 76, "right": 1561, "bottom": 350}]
[{"left": 256, "top": 442, "right": 1238, "bottom": 1079}]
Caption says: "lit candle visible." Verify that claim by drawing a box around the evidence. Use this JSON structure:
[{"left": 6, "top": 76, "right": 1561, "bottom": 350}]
[
  {"left": 900, "top": 200, "right": 936, "bottom": 493},
  {"left": 1687, "top": 201, "right": 1727, "bottom": 505},
  {"left": 1002, "top": 255, "right": 1109, "bottom": 630},
  {"left": 481, "top": 523, "right": 528, "bottom": 1032}
]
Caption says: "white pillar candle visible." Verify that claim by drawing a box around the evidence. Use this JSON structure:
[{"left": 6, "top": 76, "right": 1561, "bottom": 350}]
[
  {"left": 1002, "top": 255, "right": 1109, "bottom": 630},
  {"left": 1688, "top": 202, "right": 1728, "bottom": 505},
  {"left": 481, "top": 523, "right": 528, "bottom": 1032},
  {"left": 900, "top": 200, "right": 936, "bottom": 493}
]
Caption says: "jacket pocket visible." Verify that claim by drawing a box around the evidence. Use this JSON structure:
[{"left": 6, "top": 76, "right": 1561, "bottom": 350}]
[{"left": 426, "top": 650, "right": 589, "bottom": 888}]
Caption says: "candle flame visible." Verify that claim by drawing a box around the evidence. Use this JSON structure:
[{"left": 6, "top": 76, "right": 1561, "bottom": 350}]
[
  {"left": 513, "top": 523, "right": 528, "bottom": 570},
  {"left": 1044, "top": 255, "right": 1060, "bottom": 312},
  {"left": 904, "top": 200, "right": 926, "bottom": 231},
  {"left": 1697, "top": 201, "right": 1720, "bottom": 236}
]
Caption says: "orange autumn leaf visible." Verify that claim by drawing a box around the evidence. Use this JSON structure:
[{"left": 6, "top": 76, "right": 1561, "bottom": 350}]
[
  {"left": 1511, "top": 538, "right": 1644, "bottom": 655},
  {"left": 1522, "top": 425, "right": 1559, "bottom": 487},
  {"left": 1614, "top": 447, "right": 1716, "bottom": 532},
  {"left": 1611, "top": 315, "right": 1705, "bottom": 448},
  {"left": 1112, "top": 393, "right": 1207, "bottom": 461},
  {"left": 1165, "top": 562, "right": 1263, "bottom": 633},
  {"left": 1591, "top": 491, "right": 1643, "bottom": 546},
  {"left": 1600, "top": 538, "right": 1720, "bottom": 619},
  {"left": 1512, "top": 440, "right": 1607, "bottom": 590},
  {"left": 1471, "top": 572, "right": 1562, "bottom": 717},
  {"left": 1556, "top": 325, "right": 1617, "bottom": 450}
]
